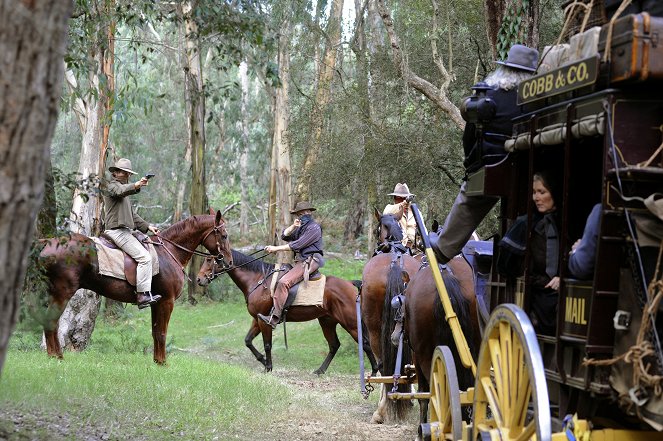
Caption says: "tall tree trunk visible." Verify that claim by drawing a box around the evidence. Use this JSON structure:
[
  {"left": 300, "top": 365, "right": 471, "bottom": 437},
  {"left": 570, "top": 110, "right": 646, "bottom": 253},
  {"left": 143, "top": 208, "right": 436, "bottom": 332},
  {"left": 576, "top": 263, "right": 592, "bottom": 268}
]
[
  {"left": 0, "top": 0, "right": 71, "bottom": 375},
  {"left": 272, "top": 19, "right": 294, "bottom": 263},
  {"left": 60, "top": 8, "right": 116, "bottom": 351},
  {"left": 239, "top": 61, "right": 250, "bottom": 235},
  {"left": 347, "top": 0, "right": 370, "bottom": 246},
  {"left": 295, "top": 0, "right": 345, "bottom": 201},
  {"left": 183, "top": 0, "right": 208, "bottom": 303}
]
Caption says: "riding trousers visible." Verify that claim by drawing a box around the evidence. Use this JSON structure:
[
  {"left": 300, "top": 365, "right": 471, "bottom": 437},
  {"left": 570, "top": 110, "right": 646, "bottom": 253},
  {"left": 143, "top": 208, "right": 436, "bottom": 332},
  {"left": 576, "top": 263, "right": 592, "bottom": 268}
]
[
  {"left": 436, "top": 181, "right": 499, "bottom": 260},
  {"left": 272, "top": 258, "right": 321, "bottom": 318},
  {"left": 104, "top": 227, "right": 153, "bottom": 293}
]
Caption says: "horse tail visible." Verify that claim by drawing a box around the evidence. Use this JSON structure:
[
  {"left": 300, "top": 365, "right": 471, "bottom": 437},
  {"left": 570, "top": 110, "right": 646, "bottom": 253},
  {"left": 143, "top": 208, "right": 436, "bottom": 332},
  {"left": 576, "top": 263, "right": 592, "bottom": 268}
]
[
  {"left": 380, "top": 255, "right": 412, "bottom": 421},
  {"left": 431, "top": 272, "right": 477, "bottom": 392}
]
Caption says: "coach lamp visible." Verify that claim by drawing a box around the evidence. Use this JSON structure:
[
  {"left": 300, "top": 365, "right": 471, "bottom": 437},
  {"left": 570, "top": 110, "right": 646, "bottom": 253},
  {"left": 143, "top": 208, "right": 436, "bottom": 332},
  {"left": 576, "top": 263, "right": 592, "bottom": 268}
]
[{"left": 460, "top": 81, "right": 497, "bottom": 125}]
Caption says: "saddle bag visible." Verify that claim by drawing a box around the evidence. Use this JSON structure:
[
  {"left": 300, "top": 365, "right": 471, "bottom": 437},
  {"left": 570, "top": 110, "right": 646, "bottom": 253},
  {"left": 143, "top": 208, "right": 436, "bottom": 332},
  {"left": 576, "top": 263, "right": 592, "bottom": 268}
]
[{"left": 599, "top": 12, "right": 663, "bottom": 83}]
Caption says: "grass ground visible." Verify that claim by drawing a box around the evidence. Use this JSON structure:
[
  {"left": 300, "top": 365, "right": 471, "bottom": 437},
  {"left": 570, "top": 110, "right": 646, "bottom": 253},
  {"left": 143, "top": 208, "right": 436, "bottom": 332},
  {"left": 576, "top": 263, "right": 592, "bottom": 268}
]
[{"left": 0, "top": 255, "right": 418, "bottom": 440}]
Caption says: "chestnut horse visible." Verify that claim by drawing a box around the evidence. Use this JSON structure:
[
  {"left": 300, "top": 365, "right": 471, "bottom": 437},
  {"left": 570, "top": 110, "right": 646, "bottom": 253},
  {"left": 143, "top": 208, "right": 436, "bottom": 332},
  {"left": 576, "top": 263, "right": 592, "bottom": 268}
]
[
  {"left": 35, "top": 211, "right": 232, "bottom": 364},
  {"left": 360, "top": 210, "right": 421, "bottom": 423},
  {"left": 196, "top": 248, "right": 379, "bottom": 375},
  {"left": 404, "top": 254, "right": 480, "bottom": 432}
]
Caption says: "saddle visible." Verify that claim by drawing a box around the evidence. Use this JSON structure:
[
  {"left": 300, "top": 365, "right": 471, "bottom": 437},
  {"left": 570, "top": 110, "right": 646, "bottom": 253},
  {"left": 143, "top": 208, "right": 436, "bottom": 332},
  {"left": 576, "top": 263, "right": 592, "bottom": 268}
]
[
  {"left": 97, "top": 231, "right": 154, "bottom": 286},
  {"left": 272, "top": 262, "right": 323, "bottom": 311}
]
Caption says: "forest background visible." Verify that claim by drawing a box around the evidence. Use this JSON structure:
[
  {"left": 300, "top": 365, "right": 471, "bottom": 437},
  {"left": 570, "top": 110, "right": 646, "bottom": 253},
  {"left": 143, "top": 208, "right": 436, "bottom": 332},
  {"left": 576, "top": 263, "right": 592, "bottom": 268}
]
[{"left": 1, "top": 0, "right": 567, "bottom": 373}]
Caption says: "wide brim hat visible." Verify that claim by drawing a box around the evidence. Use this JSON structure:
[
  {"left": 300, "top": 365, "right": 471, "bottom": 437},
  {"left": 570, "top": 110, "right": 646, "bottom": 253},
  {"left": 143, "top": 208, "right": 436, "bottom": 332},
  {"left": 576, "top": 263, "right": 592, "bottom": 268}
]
[
  {"left": 388, "top": 183, "right": 414, "bottom": 198},
  {"left": 290, "top": 201, "right": 316, "bottom": 214},
  {"left": 108, "top": 158, "right": 137, "bottom": 174},
  {"left": 495, "top": 44, "right": 539, "bottom": 73}
]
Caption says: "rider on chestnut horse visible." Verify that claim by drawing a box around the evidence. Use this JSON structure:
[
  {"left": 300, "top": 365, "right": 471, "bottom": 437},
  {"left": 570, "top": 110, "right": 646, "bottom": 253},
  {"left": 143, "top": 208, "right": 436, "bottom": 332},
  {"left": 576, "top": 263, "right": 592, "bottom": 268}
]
[
  {"left": 101, "top": 157, "right": 161, "bottom": 309},
  {"left": 257, "top": 201, "right": 324, "bottom": 329}
]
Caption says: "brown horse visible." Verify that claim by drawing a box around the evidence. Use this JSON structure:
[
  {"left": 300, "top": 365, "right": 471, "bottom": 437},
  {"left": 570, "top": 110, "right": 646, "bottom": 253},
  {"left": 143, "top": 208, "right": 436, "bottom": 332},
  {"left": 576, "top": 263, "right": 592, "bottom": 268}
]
[
  {"left": 196, "top": 248, "right": 379, "bottom": 375},
  {"left": 360, "top": 210, "right": 422, "bottom": 423},
  {"left": 403, "top": 254, "right": 480, "bottom": 433},
  {"left": 35, "top": 211, "right": 232, "bottom": 364}
]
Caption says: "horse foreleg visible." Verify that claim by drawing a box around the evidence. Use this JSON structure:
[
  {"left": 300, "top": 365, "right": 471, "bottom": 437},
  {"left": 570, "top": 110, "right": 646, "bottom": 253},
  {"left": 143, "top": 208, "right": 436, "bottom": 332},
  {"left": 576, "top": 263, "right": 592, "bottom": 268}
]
[
  {"left": 258, "top": 322, "right": 273, "bottom": 372},
  {"left": 313, "top": 316, "right": 340, "bottom": 375},
  {"left": 245, "top": 318, "right": 267, "bottom": 368},
  {"left": 150, "top": 299, "right": 174, "bottom": 365},
  {"left": 371, "top": 385, "right": 388, "bottom": 424},
  {"left": 43, "top": 298, "right": 67, "bottom": 359}
]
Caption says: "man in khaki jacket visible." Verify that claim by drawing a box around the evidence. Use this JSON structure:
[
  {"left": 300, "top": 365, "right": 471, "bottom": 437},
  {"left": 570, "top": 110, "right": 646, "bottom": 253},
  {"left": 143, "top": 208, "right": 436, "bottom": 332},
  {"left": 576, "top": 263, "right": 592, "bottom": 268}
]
[
  {"left": 102, "top": 158, "right": 161, "bottom": 309},
  {"left": 383, "top": 183, "right": 417, "bottom": 248}
]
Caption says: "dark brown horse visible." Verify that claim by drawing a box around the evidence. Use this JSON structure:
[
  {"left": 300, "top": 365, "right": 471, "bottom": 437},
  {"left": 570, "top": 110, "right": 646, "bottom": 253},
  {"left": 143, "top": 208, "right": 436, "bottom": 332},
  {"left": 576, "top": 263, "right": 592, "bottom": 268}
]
[
  {"left": 360, "top": 210, "right": 422, "bottom": 423},
  {"left": 35, "top": 211, "right": 232, "bottom": 364},
  {"left": 196, "top": 248, "right": 379, "bottom": 375},
  {"left": 404, "top": 254, "right": 480, "bottom": 433}
]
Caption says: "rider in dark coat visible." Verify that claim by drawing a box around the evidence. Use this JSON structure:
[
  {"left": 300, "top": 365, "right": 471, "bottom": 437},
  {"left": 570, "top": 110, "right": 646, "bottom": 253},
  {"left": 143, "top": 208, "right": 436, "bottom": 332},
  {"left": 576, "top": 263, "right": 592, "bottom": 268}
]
[{"left": 258, "top": 201, "right": 324, "bottom": 328}]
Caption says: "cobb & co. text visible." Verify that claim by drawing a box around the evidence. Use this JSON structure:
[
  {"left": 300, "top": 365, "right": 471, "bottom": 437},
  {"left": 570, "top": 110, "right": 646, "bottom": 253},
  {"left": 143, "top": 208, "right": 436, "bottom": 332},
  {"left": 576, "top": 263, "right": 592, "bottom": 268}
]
[{"left": 517, "top": 56, "right": 599, "bottom": 105}]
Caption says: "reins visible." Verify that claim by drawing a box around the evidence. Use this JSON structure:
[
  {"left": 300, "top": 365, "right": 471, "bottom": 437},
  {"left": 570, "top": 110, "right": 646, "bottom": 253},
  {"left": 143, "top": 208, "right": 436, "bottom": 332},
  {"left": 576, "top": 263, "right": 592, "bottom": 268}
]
[{"left": 201, "top": 249, "right": 271, "bottom": 281}]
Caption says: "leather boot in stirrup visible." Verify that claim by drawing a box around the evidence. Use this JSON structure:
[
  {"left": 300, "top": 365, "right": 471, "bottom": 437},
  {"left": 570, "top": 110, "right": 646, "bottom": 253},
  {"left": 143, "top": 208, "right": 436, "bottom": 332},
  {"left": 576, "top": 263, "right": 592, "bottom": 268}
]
[
  {"left": 136, "top": 291, "right": 162, "bottom": 309},
  {"left": 257, "top": 313, "right": 278, "bottom": 329}
]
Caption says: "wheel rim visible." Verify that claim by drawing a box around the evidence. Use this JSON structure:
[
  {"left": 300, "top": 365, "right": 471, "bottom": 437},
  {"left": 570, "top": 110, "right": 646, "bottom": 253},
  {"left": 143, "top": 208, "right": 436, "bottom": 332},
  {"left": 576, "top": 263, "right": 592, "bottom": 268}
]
[
  {"left": 472, "top": 304, "right": 550, "bottom": 441},
  {"left": 427, "top": 345, "right": 462, "bottom": 441}
]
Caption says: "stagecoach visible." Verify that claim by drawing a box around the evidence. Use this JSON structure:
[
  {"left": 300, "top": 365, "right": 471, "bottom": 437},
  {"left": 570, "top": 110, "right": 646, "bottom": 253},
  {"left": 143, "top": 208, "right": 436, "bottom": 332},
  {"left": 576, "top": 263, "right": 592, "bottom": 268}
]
[{"left": 362, "top": 9, "right": 663, "bottom": 441}]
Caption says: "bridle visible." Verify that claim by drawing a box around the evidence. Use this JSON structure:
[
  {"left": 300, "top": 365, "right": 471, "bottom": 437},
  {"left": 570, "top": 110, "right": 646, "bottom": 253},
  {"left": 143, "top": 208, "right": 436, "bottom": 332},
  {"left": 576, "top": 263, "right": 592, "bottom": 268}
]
[{"left": 152, "top": 223, "right": 232, "bottom": 271}]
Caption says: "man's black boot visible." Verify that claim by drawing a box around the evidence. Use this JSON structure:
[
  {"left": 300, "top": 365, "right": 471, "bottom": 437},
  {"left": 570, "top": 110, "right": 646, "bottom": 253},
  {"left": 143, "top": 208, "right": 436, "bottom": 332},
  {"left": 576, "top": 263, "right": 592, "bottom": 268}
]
[{"left": 137, "top": 291, "right": 162, "bottom": 309}]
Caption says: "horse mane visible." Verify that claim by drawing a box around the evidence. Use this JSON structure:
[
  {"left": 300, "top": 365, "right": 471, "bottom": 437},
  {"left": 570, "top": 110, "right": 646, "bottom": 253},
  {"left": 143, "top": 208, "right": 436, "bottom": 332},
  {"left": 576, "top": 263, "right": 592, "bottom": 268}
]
[
  {"left": 160, "top": 215, "right": 212, "bottom": 239},
  {"left": 231, "top": 249, "right": 273, "bottom": 273}
]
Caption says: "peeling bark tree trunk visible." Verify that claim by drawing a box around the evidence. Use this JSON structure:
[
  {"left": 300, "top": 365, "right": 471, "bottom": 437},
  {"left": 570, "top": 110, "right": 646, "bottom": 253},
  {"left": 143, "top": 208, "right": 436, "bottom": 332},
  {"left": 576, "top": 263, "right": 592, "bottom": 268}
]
[
  {"left": 295, "top": 0, "right": 345, "bottom": 201},
  {"left": 183, "top": 0, "right": 208, "bottom": 302},
  {"left": 239, "top": 61, "right": 250, "bottom": 236},
  {"left": 272, "top": 19, "right": 294, "bottom": 264},
  {"left": 59, "top": 9, "right": 116, "bottom": 351},
  {"left": 0, "top": 0, "right": 71, "bottom": 374}
]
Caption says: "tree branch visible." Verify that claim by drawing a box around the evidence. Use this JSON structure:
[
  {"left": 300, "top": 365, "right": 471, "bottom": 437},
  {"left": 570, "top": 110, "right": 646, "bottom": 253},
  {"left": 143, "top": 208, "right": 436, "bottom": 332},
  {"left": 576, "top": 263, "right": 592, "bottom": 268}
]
[{"left": 376, "top": 0, "right": 465, "bottom": 130}]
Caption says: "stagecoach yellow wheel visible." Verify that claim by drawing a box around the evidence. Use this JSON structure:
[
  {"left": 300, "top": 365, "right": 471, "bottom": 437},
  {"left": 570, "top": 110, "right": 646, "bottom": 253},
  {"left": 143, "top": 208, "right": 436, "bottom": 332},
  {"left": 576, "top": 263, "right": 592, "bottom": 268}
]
[
  {"left": 472, "top": 304, "right": 551, "bottom": 441},
  {"left": 420, "top": 346, "right": 462, "bottom": 441}
]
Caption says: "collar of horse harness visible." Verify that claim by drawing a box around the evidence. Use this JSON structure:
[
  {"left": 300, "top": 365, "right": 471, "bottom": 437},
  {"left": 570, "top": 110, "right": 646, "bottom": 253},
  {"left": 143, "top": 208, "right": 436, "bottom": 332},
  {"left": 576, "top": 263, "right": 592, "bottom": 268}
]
[{"left": 150, "top": 224, "right": 231, "bottom": 269}]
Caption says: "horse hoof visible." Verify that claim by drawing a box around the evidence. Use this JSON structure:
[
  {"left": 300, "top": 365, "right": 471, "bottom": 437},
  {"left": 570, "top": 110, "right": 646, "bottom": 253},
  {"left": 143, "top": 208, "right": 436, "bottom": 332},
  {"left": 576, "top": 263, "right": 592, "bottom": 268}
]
[{"left": 371, "top": 412, "right": 384, "bottom": 424}]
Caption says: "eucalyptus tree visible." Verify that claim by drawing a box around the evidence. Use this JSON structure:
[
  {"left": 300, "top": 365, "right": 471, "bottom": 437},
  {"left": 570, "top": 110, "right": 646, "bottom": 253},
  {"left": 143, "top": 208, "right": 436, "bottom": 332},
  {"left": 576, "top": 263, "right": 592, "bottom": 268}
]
[
  {"left": 0, "top": 0, "right": 71, "bottom": 375},
  {"left": 294, "top": 0, "right": 345, "bottom": 201}
]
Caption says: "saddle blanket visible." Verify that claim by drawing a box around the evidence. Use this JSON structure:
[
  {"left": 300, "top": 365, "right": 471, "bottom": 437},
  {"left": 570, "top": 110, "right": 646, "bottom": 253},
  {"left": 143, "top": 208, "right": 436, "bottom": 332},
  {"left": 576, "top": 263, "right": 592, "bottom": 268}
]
[
  {"left": 270, "top": 264, "right": 325, "bottom": 307},
  {"left": 91, "top": 237, "right": 159, "bottom": 281}
]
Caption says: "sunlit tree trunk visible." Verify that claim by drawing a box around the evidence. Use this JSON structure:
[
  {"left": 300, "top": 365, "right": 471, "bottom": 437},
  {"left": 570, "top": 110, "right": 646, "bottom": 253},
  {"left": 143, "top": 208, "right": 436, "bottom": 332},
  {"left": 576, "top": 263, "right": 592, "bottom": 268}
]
[
  {"left": 239, "top": 61, "right": 250, "bottom": 235},
  {"left": 183, "top": 0, "right": 208, "bottom": 302},
  {"left": 272, "top": 19, "right": 294, "bottom": 263},
  {"left": 295, "top": 0, "right": 345, "bottom": 201},
  {"left": 59, "top": 7, "right": 116, "bottom": 351},
  {"left": 0, "top": 0, "right": 71, "bottom": 374}
]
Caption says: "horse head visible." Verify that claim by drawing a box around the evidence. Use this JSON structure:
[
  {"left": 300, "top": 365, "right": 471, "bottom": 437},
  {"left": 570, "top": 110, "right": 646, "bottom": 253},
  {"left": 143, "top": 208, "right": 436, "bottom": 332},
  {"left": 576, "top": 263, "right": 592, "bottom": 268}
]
[
  {"left": 200, "top": 209, "right": 233, "bottom": 271},
  {"left": 373, "top": 207, "right": 404, "bottom": 248}
]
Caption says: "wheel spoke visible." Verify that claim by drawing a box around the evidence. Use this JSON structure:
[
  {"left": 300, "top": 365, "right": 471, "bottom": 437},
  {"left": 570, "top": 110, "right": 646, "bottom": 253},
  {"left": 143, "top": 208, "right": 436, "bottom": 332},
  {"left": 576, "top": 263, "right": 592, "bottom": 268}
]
[{"left": 481, "top": 376, "right": 503, "bottom": 426}]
